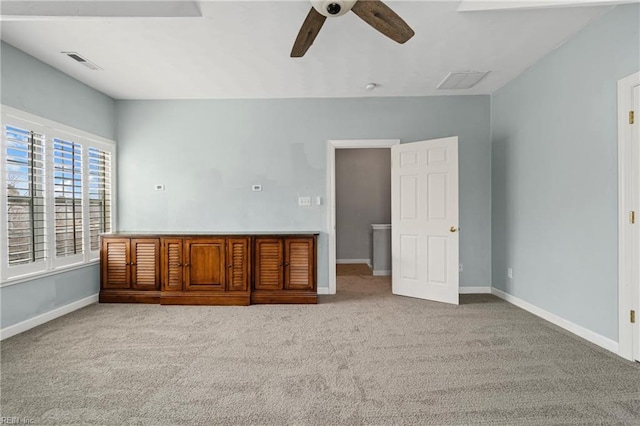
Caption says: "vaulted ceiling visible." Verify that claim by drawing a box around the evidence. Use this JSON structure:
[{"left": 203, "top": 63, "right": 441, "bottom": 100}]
[{"left": 1, "top": 1, "right": 615, "bottom": 99}]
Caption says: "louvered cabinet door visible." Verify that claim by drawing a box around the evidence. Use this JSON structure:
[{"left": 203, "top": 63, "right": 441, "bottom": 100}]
[
  {"left": 184, "top": 239, "right": 226, "bottom": 291},
  {"left": 163, "top": 238, "right": 183, "bottom": 291},
  {"left": 131, "top": 239, "right": 160, "bottom": 290},
  {"left": 284, "top": 238, "right": 314, "bottom": 291},
  {"left": 101, "top": 238, "right": 131, "bottom": 289},
  {"left": 226, "top": 238, "right": 250, "bottom": 291},
  {"left": 254, "top": 238, "right": 283, "bottom": 290}
]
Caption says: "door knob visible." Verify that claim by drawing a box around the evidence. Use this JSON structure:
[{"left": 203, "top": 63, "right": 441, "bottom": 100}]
[{"left": 450, "top": 226, "right": 459, "bottom": 233}]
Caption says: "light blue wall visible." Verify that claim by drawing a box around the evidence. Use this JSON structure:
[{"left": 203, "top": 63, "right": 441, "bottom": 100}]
[
  {"left": 0, "top": 42, "right": 116, "bottom": 329},
  {"left": 491, "top": 4, "right": 640, "bottom": 341},
  {"left": 1, "top": 41, "right": 116, "bottom": 140},
  {"left": 116, "top": 96, "right": 492, "bottom": 290},
  {"left": 0, "top": 266, "right": 100, "bottom": 328}
]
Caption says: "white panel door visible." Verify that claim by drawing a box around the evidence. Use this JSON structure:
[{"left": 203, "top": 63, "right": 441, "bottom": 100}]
[
  {"left": 391, "top": 137, "right": 459, "bottom": 304},
  {"left": 633, "top": 84, "right": 640, "bottom": 362}
]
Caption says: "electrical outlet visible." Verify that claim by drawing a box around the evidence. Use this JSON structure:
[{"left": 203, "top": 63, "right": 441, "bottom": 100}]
[
  {"left": 507, "top": 268, "right": 513, "bottom": 279},
  {"left": 298, "top": 196, "right": 311, "bottom": 207},
  {"left": 154, "top": 184, "right": 165, "bottom": 191},
  {"left": 252, "top": 184, "right": 262, "bottom": 192}
]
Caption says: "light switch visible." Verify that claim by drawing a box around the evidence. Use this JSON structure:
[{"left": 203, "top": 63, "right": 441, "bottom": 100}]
[
  {"left": 298, "top": 196, "right": 311, "bottom": 207},
  {"left": 316, "top": 196, "right": 322, "bottom": 206},
  {"left": 154, "top": 184, "right": 165, "bottom": 191}
]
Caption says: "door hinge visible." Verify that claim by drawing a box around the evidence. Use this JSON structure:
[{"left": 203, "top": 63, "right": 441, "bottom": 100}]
[
  {"left": 631, "top": 310, "right": 636, "bottom": 324},
  {"left": 631, "top": 211, "right": 636, "bottom": 224},
  {"left": 630, "top": 111, "right": 635, "bottom": 125}
]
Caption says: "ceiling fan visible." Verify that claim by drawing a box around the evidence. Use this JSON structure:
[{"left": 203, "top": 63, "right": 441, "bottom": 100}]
[{"left": 291, "top": 0, "right": 415, "bottom": 58}]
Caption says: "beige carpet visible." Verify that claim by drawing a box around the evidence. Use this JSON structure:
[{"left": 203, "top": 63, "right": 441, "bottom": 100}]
[{"left": 1, "top": 276, "right": 639, "bottom": 425}]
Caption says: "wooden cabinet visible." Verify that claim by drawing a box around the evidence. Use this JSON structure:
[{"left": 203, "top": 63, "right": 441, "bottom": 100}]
[
  {"left": 102, "top": 238, "right": 129, "bottom": 290},
  {"left": 252, "top": 236, "right": 317, "bottom": 304},
  {"left": 159, "top": 237, "right": 251, "bottom": 305},
  {"left": 254, "top": 238, "right": 283, "bottom": 291},
  {"left": 227, "top": 238, "right": 250, "bottom": 292},
  {"left": 162, "top": 238, "right": 183, "bottom": 292},
  {"left": 100, "top": 233, "right": 315, "bottom": 306},
  {"left": 132, "top": 239, "right": 161, "bottom": 291},
  {"left": 284, "top": 238, "right": 314, "bottom": 291},
  {"left": 100, "top": 237, "right": 160, "bottom": 303},
  {"left": 184, "top": 238, "right": 226, "bottom": 292}
]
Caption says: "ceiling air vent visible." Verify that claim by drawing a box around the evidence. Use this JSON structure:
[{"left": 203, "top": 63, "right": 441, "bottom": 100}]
[
  {"left": 62, "top": 52, "right": 102, "bottom": 70},
  {"left": 437, "top": 71, "right": 489, "bottom": 90}
]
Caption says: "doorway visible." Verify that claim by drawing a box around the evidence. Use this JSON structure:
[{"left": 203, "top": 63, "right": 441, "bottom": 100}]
[
  {"left": 327, "top": 139, "right": 400, "bottom": 294},
  {"left": 336, "top": 148, "right": 391, "bottom": 279},
  {"left": 327, "top": 137, "right": 460, "bottom": 304}
]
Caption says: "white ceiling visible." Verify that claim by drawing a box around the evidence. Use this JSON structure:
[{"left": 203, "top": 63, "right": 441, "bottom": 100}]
[{"left": 0, "top": 1, "right": 613, "bottom": 100}]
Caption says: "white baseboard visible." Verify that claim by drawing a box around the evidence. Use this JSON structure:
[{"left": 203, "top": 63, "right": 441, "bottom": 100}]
[
  {"left": 317, "top": 287, "right": 331, "bottom": 295},
  {"left": 373, "top": 270, "right": 391, "bottom": 276},
  {"left": 459, "top": 286, "right": 492, "bottom": 294},
  {"left": 0, "top": 294, "right": 98, "bottom": 341},
  {"left": 336, "top": 259, "right": 371, "bottom": 265},
  {"left": 491, "top": 288, "right": 618, "bottom": 354}
]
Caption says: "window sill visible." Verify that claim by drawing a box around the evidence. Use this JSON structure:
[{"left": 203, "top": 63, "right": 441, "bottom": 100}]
[{"left": 0, "top": 260, "right": 100, "bottom": 288}]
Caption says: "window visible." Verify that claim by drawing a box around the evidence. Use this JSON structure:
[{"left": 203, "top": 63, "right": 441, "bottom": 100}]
[
  {"left": 1, "top": 108, "right": 115, "bottom": 282},
  {"left": 6, "top": 126, "right": 47, "bottom": 266}
]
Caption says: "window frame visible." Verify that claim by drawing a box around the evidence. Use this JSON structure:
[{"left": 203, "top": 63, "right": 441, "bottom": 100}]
[
  {"left": 1, "top": 106, "right": 116, "bottom": 284},
  {"left": 2, "top": 115, "right": 50, "bottom": 279}
]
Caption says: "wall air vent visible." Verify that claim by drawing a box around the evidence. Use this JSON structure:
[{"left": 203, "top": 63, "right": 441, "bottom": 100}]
[
  {"left": 62, "top": 52, "right": 102, "bottom": 70},
  {"left": 437, "top": 71, "right": 489, "bottom": 90}
]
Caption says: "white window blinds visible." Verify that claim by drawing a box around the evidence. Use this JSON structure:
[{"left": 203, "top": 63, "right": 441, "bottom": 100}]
[
  {"left": 5, "top": 125, "right": 47, "bottom": 266},
  {"left": 53, "top": 138, "right": 83, "bottom": 257},
  {"left": 88, "top": 147, "right": 112, "bottom": 251}
]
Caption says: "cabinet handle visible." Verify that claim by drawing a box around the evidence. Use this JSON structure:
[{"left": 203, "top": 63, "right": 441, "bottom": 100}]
[
  {"left": 131, "top": 262, "right": 137, "bottom": 266},
  {"left": 184, "top": 264, "right": 191, "bottom": 267},
  {"left": 284, "top": 262, "right": 289, "bottom": 267},
  {"left": 177, "top": 263, "right": 183, "bottom": 267},
  {"left": 228, "top": 264, "right": 233, "bottom": 268}
]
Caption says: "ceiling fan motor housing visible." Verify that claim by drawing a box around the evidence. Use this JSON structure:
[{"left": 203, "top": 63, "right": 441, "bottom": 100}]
[{"left": 311, "top": 0, "right": 357, "bottom": 17}]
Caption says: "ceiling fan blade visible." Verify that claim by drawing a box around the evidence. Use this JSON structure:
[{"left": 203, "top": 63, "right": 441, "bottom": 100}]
[
  {"left": 291, "top": 7, "right": 327, "bottom": 58},
  {"left": 351, "top": 0, "right": 415, "bottom": 44}
]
